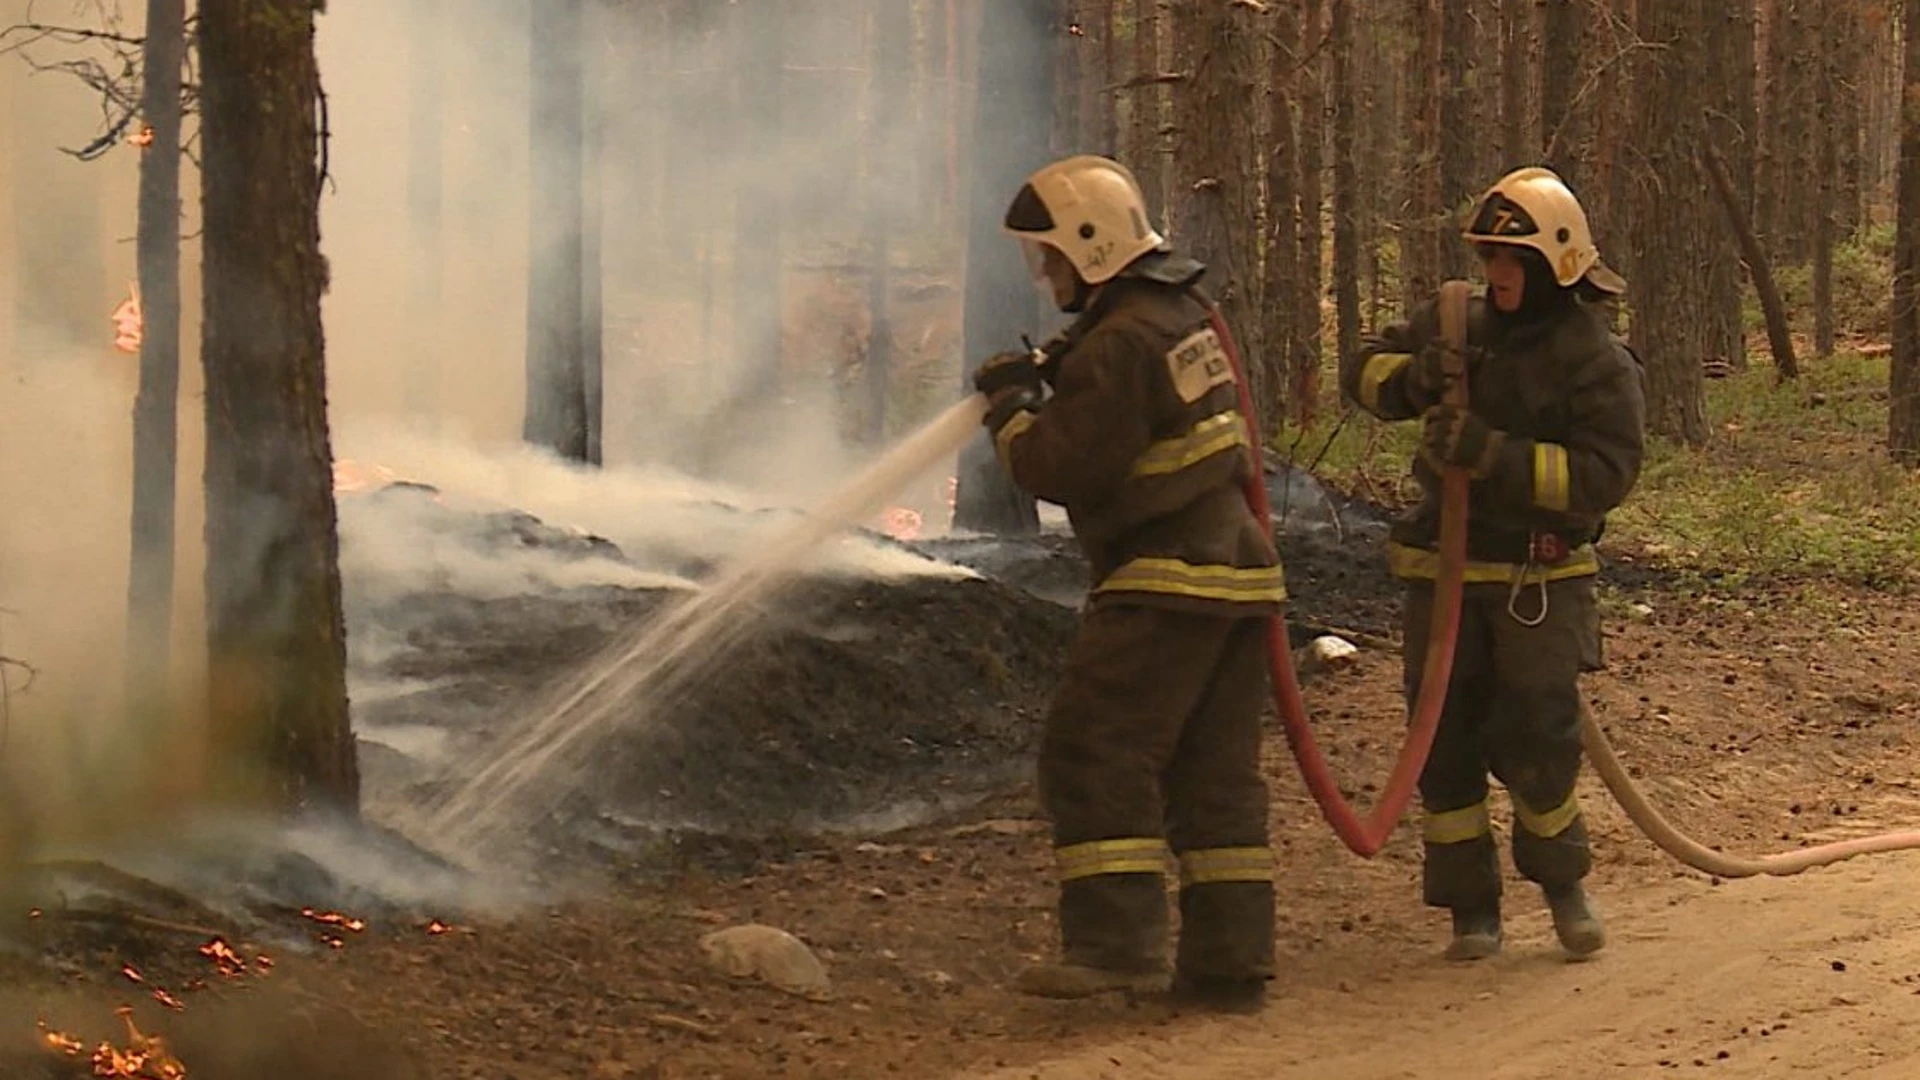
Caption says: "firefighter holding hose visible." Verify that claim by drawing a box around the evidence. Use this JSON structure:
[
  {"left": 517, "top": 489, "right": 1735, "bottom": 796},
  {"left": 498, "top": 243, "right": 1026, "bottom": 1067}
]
[
  {"left": 1339, "top": 167, "right": 1645, "bottom": 962},
  {"left": 970, "top": 155, "right": 1284, "bottom": 1012}
]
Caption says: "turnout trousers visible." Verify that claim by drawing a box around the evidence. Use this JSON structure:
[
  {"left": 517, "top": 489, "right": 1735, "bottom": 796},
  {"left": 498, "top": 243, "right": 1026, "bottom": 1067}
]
[
  {"left": 1402, "top": 576, "right": 1603, "bottom": 910},
  {"left": 1037, "top": 603, "right": 1275, "bottom": 983}
]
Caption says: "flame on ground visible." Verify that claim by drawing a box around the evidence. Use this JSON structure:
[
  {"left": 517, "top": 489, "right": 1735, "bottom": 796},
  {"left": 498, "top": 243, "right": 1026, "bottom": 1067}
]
[
  {"left": 35, "top": 1009, "right": 187, "bottom": 1079},
  {"left": 300, "top": 907, "right": 367, "bottom": 933},
  {"left": 426, "top": 919, "right": 452, "bottom": 936},
  {"left": 198, "top": 937, "right": 249, "bottom": 978}
]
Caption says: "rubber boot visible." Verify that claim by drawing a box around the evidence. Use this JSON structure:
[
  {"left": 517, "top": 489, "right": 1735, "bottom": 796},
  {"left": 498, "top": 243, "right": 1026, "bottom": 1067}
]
[
  {"left": 1546, "top": 883, "right": 1606, "bottom": 959},
  {"left": 1444, "top": 902, "right": 1503, "bottom": 962},
  {"left": 1011, "top": 962, "right": 1167, "bottom": 1000},
  {"left": 1169, "top": 975, "right": 1268, "bottom": 1015}
]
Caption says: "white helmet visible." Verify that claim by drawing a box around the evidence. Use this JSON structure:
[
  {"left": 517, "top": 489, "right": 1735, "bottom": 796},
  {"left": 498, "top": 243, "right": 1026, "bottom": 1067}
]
[
  {"left": 1462, "top": 166, "right": 1625, "bottom": 295},
  {"left": 1002, "top": 155, "right": 1167, "bottom": 287}
]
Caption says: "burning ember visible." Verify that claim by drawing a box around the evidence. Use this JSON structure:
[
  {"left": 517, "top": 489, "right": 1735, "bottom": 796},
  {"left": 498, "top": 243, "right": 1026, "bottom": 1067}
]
[
  {"left": 426, "top": 919, "right": 452, "bottom": 936},
  {"left": 110, "top": 282, "right": 142, "bottom": 355},
  {"left": 300, "top": 907, "right": 366, "bottom": 933},
  {"left": 36, "top": 1009, "right": 187, "bottom": 1079},
  {"left": 874, "top": 506, "right": 922, "bottom": 542},
  {"left": 120, "top": 964, "right": 144, "bottom": 985},
  {"left": 198, "top": 937, "right": 249, "bottom": 978},
  {"left": 129, "top": 125, "right": 154, "bottom": 148}
]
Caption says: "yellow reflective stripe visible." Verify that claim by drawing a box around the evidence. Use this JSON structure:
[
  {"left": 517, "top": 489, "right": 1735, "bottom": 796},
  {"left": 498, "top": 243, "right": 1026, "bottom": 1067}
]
[
  {"left": 1056, "top": 837, "right": 1170, "bottom": 882},
  {"left": 1533, "top": 442, "right": 1572, "bottom": 512},
  {"left": 1385, "top": 541, "right": 1598, "bottom": 583},
  {"left": 1513, "top": 791, "right": 1582, "bottom": 839},
  {"left": 1130, "top": 411, "right": 1249, "bottom": 478},
  {"left": 1177, "top": 846, "right": 1272, "bottom": 886},
  {"left": 1357, "top": 352, "right": 1411, "bottom": 413},
  {"left": 1094, "top": 557, "right": 1288, "bottom": 604},
  {"left": 1423, "top": 801, "right": 1492, "bottom": 845},
  {"left": 993, "top": 408, "right": 1037, "bottom": 462}
]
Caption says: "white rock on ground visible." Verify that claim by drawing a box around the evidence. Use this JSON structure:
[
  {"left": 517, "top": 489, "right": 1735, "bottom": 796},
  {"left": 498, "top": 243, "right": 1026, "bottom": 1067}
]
[{"left": 699, "top": 924, "right": 832, "bottom": 1001}]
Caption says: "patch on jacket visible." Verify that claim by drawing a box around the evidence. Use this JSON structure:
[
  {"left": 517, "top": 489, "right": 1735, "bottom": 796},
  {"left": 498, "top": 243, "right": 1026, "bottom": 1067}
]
[{"left": 1166, "top": 327, "right": 1232, "bottom": 403}]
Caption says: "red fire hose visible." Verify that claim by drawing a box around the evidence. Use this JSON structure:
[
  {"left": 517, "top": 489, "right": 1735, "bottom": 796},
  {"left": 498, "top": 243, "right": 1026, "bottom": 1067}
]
[
  {"left": 1201, "top": 284, "right": 1920, "bottom": 874},
  {"left": 1202, "top": 280, "right": 1475, "bottom": 858}
]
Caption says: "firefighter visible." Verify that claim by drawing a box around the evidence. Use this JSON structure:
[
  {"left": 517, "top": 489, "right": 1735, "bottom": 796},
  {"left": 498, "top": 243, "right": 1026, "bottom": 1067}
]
[
  {"left": 1339, "top": 166, "right": 1645, "bottom": 961},
  {"left": 970, "top": 155, "right": 1283, "bottom": 1012}
]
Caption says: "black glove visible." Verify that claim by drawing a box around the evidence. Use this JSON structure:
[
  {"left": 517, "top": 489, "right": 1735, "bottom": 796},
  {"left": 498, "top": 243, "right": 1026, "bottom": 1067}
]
[
  {"left": 973, "top": 350, "right": 1043, "bottom": 397},
  {"left": 1419, "top": 404, "right": 1507, "bottom": 479},
  {"left": 1404, "top": 341, "right": 1455, "bottom": 412}
]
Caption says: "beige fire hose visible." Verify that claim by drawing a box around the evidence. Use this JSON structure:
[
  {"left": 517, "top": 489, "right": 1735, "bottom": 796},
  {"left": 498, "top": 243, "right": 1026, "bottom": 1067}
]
[{"left": 1581, "top": 706, "right": 1920, "bottom": 877}]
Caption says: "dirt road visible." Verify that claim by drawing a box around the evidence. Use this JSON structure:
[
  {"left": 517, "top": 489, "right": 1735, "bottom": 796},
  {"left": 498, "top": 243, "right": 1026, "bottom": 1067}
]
[{"left": 961, "top": 856, "right": 1920, "bottom": 1080}]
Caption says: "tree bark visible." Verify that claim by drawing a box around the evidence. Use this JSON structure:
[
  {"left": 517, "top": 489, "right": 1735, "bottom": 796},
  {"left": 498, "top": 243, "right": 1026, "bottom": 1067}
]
[
  {"left": 1262, "top": 2, "right": 1301, "bottom": 425},
  {"left": 1629, "top": 0, "right": 1711, "bottom": 446},
  {"left": 951, "top": 0, "right": 1055, "bottom": 535},
  {"left": 1329, "top": 0, "right": 1361, "bottom": 368},
  {"left": 1402, "top": 0, "right": 1442, "bottom": 312},
  {"left": 1437, "top": 0, "right": 1474, "bottom": 281},
  {"left": 731, "top": 0, "right": 786, "bottom": 415},
  {"left": 1130, "top": 0, "right": 1164, "bottom": 223},
  {"left": 198, "top": 0, "right": 358, "bottom": 813},
  {"left": 1702, "top": 143, "right": 1799, "bottom": 382},
  {"left": 1293, "top": 0, "right": 1327, "bottom": 422},
  {"left": 1498, "top": 0, "right": 1528, "bottom": 168},
  {"left": 126, "top": 0, "right": 186, "bottom": 708},
  {"left": 1539, "top": 0, "right": 1583, "bottom": 182},
  {"left": 1172, "top": 0, "right": 1264, "bottom": 424},
  {"left": 1892, "top": 0, "right": 1920, "bottom": 464},
  {"left": 524, "top": 0, "right": 590, "bottom": 461}
]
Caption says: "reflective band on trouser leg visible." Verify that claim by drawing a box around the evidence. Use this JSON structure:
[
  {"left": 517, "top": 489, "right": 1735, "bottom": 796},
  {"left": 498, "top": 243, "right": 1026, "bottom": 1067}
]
[
  {"left": 1177, "top": 846, "right": 1273, "bottom": 887},
  {"left": 1422, "top": 800, "right": 1492, "bottom": 845},
  {"left": 1129, "top": 411, "right": 1249, "bottom": 478},
  {"left": 1357, "top": 352, "right": 1411, "bottom": 413},
  {"left": 1055, "top": 837, "right": 1171, "bottom": 882},
  {"left": 1094, "top": 558, "right": 1288, "bottom": 605},
  {"left": 1532, "top": 441, "right": 1571, "bottom": 513},
  {"left": 1513, "top": 792, "right": 1582, "bottom": 839}
]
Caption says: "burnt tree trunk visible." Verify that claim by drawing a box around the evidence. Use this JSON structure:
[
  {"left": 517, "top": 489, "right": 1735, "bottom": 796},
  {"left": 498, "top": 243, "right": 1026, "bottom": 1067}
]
[
  {"left": 1130, "top": 0, "right": 1164, "bottom": 222},
  {"left": 1329, "top": 0, "right": 1362, "bottom": 367},
  {"left": 952, "top": 0, "right": 1054, "bottom": 535},
  {"left": 199, "top": 0, "right": 358, "bottom": 812},
  {"left": 524, "top": 0, "right": 590, "bottom": 461},
  {"left": 1892, "top": 0, "right": 1920, "bottom": 463},
  {"left": 1172, "top": 0, "right": 1265, "bottom": 425},
  {"left": 125, "top": 0, "right": 186, "bottom": 707},
  {"left": 1630, "top": 0, "right": 1711, "bottom": 446},
  {"left": 1703, "top": 143, "right": 1799, "bottom": 381}
]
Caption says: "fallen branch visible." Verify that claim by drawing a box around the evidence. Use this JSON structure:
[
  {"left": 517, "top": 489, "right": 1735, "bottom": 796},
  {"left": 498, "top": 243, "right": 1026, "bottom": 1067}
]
[
  {"left": 1700, "top": 140, "right": 1799, "bottom": 382},
  {"left": 647, "top": 1013, "right": 719, "bottom": 1041}
]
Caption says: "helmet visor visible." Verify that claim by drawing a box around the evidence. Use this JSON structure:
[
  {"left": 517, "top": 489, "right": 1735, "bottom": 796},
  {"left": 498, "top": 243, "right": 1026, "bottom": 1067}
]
[{"left": 1017, "top": 237, "right": 1052, "bottom": 283}]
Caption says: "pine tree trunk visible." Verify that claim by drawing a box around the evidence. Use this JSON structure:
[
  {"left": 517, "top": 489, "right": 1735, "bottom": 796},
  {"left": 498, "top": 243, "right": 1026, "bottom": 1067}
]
[
  {"left": 1262, "top": 2, "right": 1300, "bottom": 425},
  {"left": 582, "top": 0, "right": 606, "bottom": 466},
  {"left": 732, "top": 0, "right": 786, "bottom": 402},
  {"left": 1437, "top": 0, "right": 1474, "bottom": 282},
  {"left": 1891, "top": 0, "right": 1920, "bottom": 463},
  {"left": 1329, "top": 0, "right": 1361, "bottom": 366},
  {"left": 126, "top": 0, "right": 186, "bottom": 708},
  {"left": 951, "top": 0, "right": 1054, "bottom": 535},
  {"left": 1630, "top": 0, "right": 1711, "bottom": 447},
  {"left": 199, "top": 0, "right": 358, "bottom": 813},
  {"left": 866, "top": 0, "right": 912, "bottom": 444},
  {"left": 525, "top": 0, "right": 590, "bottom": 461},
  {"left": 1499, "top": 0, "right": 1528, "bottom": 169},
  {"left": 1402, "top": 0, "right": 1442, "bottom": 311},
  {"left": 1172, "top": 0, "right": 1264, "bottom": 425},
  {"left": 1703, "top": 0, "right": 1749, "bottom": 373},
  {"left": 1293, "top": 0, "right": 1326, "bottom": 423},
  {"left": 1540, "top": 0, "right": 1584, "bottom": 181}
]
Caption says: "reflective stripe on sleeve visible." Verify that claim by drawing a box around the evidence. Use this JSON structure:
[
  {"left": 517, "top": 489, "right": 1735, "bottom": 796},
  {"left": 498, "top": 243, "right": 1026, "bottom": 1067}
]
[
  {"left": 1357, "top": 352, "right": 1411, "bottom": 413},
  {"left": 1533, "top": 441, "right": 1572, "bottom": 512},
  {"left": 1130, "top": 411, "right": 1249, "bottom": 478}
]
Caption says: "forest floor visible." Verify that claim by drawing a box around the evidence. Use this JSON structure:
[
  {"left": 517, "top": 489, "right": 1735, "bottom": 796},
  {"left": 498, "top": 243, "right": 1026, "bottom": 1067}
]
[{"left": 6, "top": 352, "right": 1920, "bottom": 1080}]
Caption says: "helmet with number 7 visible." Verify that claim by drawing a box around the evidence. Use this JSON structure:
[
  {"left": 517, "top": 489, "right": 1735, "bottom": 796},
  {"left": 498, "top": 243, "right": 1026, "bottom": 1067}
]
[
  {"left": 1462, "top": 166, "right": 1626, "bottom": 295},
  {"left": 1002, "top": 155, "right": 1168, "bottom": 288}
]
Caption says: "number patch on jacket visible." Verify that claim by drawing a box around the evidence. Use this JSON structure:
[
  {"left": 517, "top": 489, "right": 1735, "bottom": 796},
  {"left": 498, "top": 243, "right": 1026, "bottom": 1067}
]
[{"left": 1166, "top": 328, "right": 1232, "bottom": 403}]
